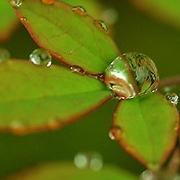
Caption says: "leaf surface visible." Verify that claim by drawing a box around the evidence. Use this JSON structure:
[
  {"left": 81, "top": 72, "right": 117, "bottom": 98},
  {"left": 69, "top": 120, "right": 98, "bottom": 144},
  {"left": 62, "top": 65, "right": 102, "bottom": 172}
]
[
  {"left": 14, "top": 0, "right": 119, "bottom": 74},
  {"left": 0, "top": 0, "right": 18, "bottom": 41},
  {"left": 112, "top": 93, "right": 179, "bottom": 170},
  {"left": 0, "top": 60, "right": 110, "bottom": 134},
  {"left": 7, "top": 162, "right": 138, "bottom": 180}
]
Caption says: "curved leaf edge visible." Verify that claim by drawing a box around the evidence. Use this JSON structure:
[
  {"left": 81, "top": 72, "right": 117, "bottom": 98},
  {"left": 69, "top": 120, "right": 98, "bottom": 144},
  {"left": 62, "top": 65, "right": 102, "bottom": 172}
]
[
  {"left": 13, "top": 0, "right": 119, "bottom": 75},
  {"left": 111, "top": 93, "right": 179, "bottom": 171},
  {"left": 0, "top": 95, "right": 111, "bottom": 135}
]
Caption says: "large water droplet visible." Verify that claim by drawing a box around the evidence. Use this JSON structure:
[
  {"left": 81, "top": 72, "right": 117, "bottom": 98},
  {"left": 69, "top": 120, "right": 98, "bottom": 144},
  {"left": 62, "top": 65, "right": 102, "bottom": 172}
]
[
  {"left": 29, "top": 48, "right": 52, "bottom": 67},
  {"left": 0, "top": 48, "right": 10, "bottom": 62},
  {"left": 41, "top": 0, "right": 55, "bottom": 5},
  {"left": 70, "top": 65, "right": 85, "bottom": 74},
  {"left": 104, "top": 52, "right": 159, "bottom": 99},
  {"left": 72, "top": 6, "right": 87, "bottom": 16},
  {"left": 74, "top": 152, "right": 103, "bottom": 171},
  {"left": 10, "top": 0, "right": 22, "bottom": 8},
  {"left": 166, "top": 93, "right": 179, "bottom": 105},
  {"left": 94, "top": 20, "right": 109, "bottom": 33}
]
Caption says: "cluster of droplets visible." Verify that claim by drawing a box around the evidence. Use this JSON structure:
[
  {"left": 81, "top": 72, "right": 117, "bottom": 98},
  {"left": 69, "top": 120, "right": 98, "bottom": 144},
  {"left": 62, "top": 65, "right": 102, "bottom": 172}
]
[
  {"left": 0, "top": 48, "right": 10, "bottom": 63},
  {"left": 29, "top": 48, "right": 52, "bottom": 67},
  {"left": 9, "top": 0, "right": 23, "bottom": 8},
  {"left": 104, "top": 52, "right": 159, "bottom": 100},
  {"left": 74, "top": 152, "right": 103, "bottom": 171}
]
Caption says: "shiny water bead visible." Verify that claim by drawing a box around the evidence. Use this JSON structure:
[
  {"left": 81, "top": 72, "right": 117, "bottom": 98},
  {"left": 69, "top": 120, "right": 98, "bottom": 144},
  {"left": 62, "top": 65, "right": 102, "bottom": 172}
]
[
  {"left": 10, "top": 0, "right": 22, "bottom": 8},
  {"left": 166, "top": 93, "right": 179, "bottom": 105},
  {"left": 70, "top": 65, "right": 85, "bottom": 74},
  {"left": 29, "top": 48, "right": 52, "bottom": 67},
  {"left": 0, "top": 48, "right": 10, "bottom": 62},
  {"left": 104, "top": 53, "right": 159, "bottom": 99},
  {"left": 72, "top": 6, "right": 87, "bottom": 16},
  {"left": 94, "top": 20, "right": 109, "bottom": 33}
]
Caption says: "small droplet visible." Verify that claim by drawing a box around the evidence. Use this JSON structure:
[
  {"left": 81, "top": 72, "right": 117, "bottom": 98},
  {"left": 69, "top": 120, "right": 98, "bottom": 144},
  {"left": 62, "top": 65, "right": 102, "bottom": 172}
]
[
  {"left": 101, "top": 9, "right": 118, "bottom": 25},
  {"left": 29, "top": 48, "right": 52, "bottom": 67},
  {"left": 72, "top": 6, "right": 87, "bottom": 16},
  {"left": 10, "top": 0, "right": 22, "bottom": 8},
  {"left": 109, "top": 126, "right": 122, "bottom": 140},
  {"left": 74, "top": 152, "right": 103, "bottom": 171},
  {"left": 20, "top": 17, "right": 27, "bottom": 22},
  {"left": 166, "top": 93, "right": 179, "bottom": 105},
  {"left": 104, "top": 53, "right": 159, "bottom": 99},
  {"left": 94, "top": 20, "right": 109, "bottom": 33},
  {"left": 0, "top": 48, "right": 10, "bottom": 62},
  {"left": 41, "top": 0, "right": 55, "bottom": 5},
  {"left": 140, "top": 170, "right": 156, "bottom": 180},
  {"left": 70, "top": 65, "right": 85, "bottom": 74}
]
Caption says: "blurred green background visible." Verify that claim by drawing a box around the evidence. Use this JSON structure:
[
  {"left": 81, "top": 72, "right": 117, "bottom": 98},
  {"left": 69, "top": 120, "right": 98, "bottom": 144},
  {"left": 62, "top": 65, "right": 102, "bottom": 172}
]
[{"left": 0, "top": 0, "right": 179, "bottom": 178}]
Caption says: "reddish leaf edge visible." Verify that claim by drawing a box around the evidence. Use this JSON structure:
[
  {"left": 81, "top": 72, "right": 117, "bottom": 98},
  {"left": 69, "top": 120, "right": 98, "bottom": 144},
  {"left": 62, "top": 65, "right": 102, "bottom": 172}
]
[
  {"left": 111, "top": 93, "right": 179, "bottom": 171},
  {"left": 13, "top": 0, "right": 119, "bottom": 76},
  {"left": 0, "top": 95, "right": 112, "bottom": 135}
]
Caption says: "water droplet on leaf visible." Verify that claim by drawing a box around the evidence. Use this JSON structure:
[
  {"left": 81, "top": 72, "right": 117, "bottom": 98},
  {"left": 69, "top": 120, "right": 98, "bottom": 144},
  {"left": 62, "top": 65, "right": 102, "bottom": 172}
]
[
  {"left": 72, "top": 6, "right": 87, "bottom": 16},
  {"left": 0, "top": 48, "right": 10, "bottom": 62},
  {"left": 20, "top": 17, "right": 27, "bottom": 22},
  {"left": 41, "top": 0, "right": 55, "bottom": 5},
  {"left": 10, "top": 0, "right": 22, "bottom": 8},
  {"left": 70, "top": 65, "right": 85, "bottom": 74},
  {"left": 29, "top": 48, "right": 52, "bottom": 67},
  {"left": 94, "top": 20, "right": 109, "bottom": 33},
  {"left": 104, "top": 52, "right": 159, "bottom": 99},
  {"left": 166, "top": 93, "right": 179, "bottom": 105},
  {"left": 74, "top": 152, "right": 103, "bottom": 171},
  {"left": 140, "top": 170, "right": 156, "bottom": 180},
  {"left": 109, "top": 126, "right": 122, "bottom": 140}
]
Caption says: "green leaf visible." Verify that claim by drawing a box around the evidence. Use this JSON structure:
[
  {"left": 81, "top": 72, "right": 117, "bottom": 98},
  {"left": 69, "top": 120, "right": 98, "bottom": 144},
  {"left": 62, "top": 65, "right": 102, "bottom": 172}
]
[
  {"left": 131, "top": 0, "right": 180, "bottom": 28},
  {"left": 14, "top": 0, "right": 119, "bottom": 74},
  {"left": 0, "top": 60, "right": 110, "bottom": 134},
  {"left": 7, "top": 162, "right": 138, "bottom": 180},
  {"left": 112, "top": 93, "right": 179, "bottom": 170},
  {"left": 0, "top": 0, "right": 18, "bottom": 41}
]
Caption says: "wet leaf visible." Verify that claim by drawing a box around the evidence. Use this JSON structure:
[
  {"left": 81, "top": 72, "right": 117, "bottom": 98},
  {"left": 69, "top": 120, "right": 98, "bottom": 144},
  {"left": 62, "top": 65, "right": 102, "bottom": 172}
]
[
  {"left": 0, "top": 60, "right": 111, "bottom": 134},
  {"left": 131, "top": 0, "right": 180, "bottom": 29},
  {"left": 62, "top": 0, "right": 103, "bottom": 18},
  {"left": 0, "top": 0, "right": 18, "bottom": 41},
  {"left": 7, "top": 162, "right": 138, "bottom": 180},
  {"left": 13, "top": 0, "right": 119, "bottom": 74},
  {"left": 112, "top": 93, "right": 179, "bottom": 170}
]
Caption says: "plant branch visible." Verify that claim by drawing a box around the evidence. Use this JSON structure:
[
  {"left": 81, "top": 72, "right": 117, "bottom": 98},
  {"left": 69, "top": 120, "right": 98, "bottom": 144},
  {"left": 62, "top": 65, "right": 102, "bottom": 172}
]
[{"left": 159, "top": 76, "right": 180, "bottom": 89}]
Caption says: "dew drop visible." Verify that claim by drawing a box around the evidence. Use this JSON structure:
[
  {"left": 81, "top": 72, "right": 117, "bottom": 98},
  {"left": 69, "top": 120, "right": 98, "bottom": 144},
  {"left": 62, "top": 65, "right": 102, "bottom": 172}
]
[
  {"left": 74, "top": 152, "right": 103, "bottom": 171},
  {"left": 109, "top": 126, "right": 122, "bottom": 140},
  {"left": 94, "top": 20, "right": 109, "bottom": 33},
  {"left": 41, "top": 0, "right": 55, "bottom": 5},
  {"left": 166, "top": 93, "right": 179, "bottom": 105},
  {"left": 72, "top": 6, "right": 87, "bottom": 16},
  {"left": 104, "top": 53, "right": 159, "bottom": 99},
  {"left": 140, "top": 170, "right": 156, "bottom": 180},
  {"left": 20, "top": 17, "right": 27, "bottom": 22},
  {"left": 29, "top": 48, "right": 52, "bottom": 67},
  {"left": 9, "top": 0, "right": 22, "bottom": 8},
  {"left": 70, "top": 65, "right": 85, "bottom": 74},
  {"left": 0, "top": 48, "right": 10, "bottom": 62}
]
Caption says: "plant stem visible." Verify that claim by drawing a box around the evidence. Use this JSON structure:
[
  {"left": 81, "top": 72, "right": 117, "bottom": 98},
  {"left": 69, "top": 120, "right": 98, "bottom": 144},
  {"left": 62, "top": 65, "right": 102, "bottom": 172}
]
[{"left": 159, "top": 76, "right": 180, "bottom": 89}]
